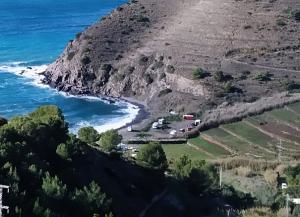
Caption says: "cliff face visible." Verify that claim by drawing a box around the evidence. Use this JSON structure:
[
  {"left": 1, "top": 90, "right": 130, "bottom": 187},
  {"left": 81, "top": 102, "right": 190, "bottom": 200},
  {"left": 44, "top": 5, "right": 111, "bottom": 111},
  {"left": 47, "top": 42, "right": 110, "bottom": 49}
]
[{"left": 45, "top": 0, "right": 300, "bottom": 114}]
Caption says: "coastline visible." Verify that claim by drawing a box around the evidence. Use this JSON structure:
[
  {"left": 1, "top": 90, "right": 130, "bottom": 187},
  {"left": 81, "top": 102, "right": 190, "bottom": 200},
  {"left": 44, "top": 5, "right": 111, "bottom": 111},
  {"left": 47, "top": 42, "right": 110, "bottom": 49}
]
[{"left": 0, "top": 62, "right": 146, "bottom": 133}]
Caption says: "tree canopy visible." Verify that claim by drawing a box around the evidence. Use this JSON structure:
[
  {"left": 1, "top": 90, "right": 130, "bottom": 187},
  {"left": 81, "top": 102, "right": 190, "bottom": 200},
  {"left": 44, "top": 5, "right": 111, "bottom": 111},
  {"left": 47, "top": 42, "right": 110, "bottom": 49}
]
[
  {"left": 136, "top": 142, "right": 168, "bottom": 171},
  {"left": 78, "top": 126, "right": 100, "bottom": 145},
  {"left": 99, "top": 130, "right": 122, "bottom": 152},
  {"left": 0, "top": 105, "right": 111, "bottom": 217}
]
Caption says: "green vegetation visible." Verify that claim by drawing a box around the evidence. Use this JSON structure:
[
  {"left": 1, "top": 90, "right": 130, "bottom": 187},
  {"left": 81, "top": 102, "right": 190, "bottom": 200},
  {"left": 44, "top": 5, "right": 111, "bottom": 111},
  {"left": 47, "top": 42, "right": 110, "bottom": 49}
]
[
  {"left": 99, "top": 129, "right": 122, "bottom": 152},
  {"left": 78, "top": 126, "right": 99, "bottom": 145},
  {"left": 192, "top": 67, "right": 209, "bottom": 79},
  {"left": 162, "top": 144, "right": 211, "bottom": 162},
  {"left": 137, "top": 142, "right": 168, "bottom": 171},
  {"left": 281, "top": 80, "right": 300, "bottom": 92},
  {"left": 252, "top": 72, "right": 272, "bottom": 81},
  {"left": 198, "top": 102, "right": 300, "bottom": 160},
  {"left": 189, "top": 137, "right": 230, "bottom": 157},
  {"left": 213, "top": 70, "right": 225, "bottom": 82},
  {"left": 0, "top": 105, "right": 111, "bottom": 216},
  {"left": 164, "top": 114, "right": 182, "bottom": 122},
  {"left": 276, "top": 19, "right": 287, "bottom": 26}
]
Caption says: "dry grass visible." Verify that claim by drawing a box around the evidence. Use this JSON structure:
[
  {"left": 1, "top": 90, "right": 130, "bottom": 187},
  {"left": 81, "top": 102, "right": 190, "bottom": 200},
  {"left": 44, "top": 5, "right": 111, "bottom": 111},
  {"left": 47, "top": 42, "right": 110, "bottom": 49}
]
[
  {"left": 263, "top": 169, "right": 278, "bottom": 185},
  {"left": 242, "top": 207, "right": 279, "bottom": 217},
  {"left": 235, "top": 166, "right": 252, "bottom": 177},
  {"left": 214, "top": 157, "right": 279, "bottom": 171}
]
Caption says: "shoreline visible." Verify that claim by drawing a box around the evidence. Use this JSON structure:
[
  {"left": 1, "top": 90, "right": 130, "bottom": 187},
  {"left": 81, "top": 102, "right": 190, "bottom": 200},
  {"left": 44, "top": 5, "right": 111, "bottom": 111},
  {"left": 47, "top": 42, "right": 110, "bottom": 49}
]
[{"left": 0, "top": 62, "right": 148, "bottom": 133}]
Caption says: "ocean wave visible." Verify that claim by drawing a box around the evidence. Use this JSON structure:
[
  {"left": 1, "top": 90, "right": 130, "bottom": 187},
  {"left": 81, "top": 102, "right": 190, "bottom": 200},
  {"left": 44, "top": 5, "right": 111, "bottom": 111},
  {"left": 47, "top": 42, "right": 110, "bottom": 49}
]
[
  {"left": 0, "top": 62, "right": 48, "bottom": 88},
  {"left": 71, "top": 106, "right": 139, "bottom": 134},
  {"left": 0, "top": 61, "right": 140, "bottom": 133}
]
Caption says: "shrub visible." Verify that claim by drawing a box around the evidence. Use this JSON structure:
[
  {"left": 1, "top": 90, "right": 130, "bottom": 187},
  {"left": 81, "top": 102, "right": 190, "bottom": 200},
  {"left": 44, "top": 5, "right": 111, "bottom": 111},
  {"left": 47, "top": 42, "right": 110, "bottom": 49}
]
[
  {"left": 192, "top": 68, "right": 209, "bottom": 79},
  {"left": 81, "top": 56, "right": 91, "bottom": 65},
  {"left": 281, "top": 80, "right": 300, "bottom": 92},
  {"left": 223, "top": 82, "right": 238, "bottom": 93},
  {"left": 263, "top": 169, "right": 278, "bottom": 185},
  {"left": 138, "top": 56, "right": 148, "bottom": 65},
  {"left": 166, "top": 65, "right": 175, "bottom": 74},
  {"left": 144, "top": 73, "right": 153, "bottom": 84},
  {"left": 276, "top": 19, "right": 287, "bottom": 26},
  {"left": 252, "top": 72, "right": 272, "bottom": 81},
  {"left": 136, "top": 15, "right": 150, "bottom": 22},
  {"left": 158, "top": 88, "right": 172, "bottom": 97},
  {"left": 292, "top": 10, "right": 300, "bottom": 21},
  {"left": 214, "top": 71, "right": 225, "bottom": 82}
]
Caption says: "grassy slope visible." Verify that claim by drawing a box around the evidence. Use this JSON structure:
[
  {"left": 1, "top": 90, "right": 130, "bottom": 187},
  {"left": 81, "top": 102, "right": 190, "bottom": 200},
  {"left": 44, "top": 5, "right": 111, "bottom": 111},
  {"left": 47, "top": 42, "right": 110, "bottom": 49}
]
[
  {"left": 162, "top": 144, "right": 211, "bottom": 161},
  {"left": 189, "top": 137, "right": 230, "bottom": 157}
]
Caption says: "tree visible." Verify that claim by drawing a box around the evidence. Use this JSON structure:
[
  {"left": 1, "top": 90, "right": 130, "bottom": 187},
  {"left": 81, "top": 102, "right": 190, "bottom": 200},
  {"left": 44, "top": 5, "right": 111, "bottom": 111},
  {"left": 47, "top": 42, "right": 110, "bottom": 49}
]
[
  {"left": 72, "top": 181, "right": 111, "bottom": 216},
  {"left": 78, "top": 126, "right": 99, "bottom": 145},
  {"left": 173, "top": 155, "right": 192, "bottom": 180},
  {"left": 136, "top": 142, "right": 168, "bottom": 171},
  {"left": 42, "top": 172, "right": 66, "bottom": 200},
  {"left": 99, "top": 130, "right": 121, "bottom": 152}
]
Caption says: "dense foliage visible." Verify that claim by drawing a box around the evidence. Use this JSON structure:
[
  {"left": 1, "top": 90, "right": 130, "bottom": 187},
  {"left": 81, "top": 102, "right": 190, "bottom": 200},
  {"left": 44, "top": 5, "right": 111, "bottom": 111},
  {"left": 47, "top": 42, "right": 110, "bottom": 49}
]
[
  {"left": 0, "top": 106, "right": 111, "bottom": 217},
  {"left": 136, "top": 142, "right": 168, "bottom": 171},
  {"left": 99, "top": 130, "right": 122, "bottom": 152},
  {"left": 78, "top": 126, "right": 100, "bottom": 145}
]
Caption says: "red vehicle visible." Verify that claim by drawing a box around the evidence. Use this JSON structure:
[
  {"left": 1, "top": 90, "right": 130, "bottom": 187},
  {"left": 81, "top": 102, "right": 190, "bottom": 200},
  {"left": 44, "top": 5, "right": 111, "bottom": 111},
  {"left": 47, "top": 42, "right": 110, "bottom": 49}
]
[{"left": 183, "top": 114, "right": 195, "bottom": 120}]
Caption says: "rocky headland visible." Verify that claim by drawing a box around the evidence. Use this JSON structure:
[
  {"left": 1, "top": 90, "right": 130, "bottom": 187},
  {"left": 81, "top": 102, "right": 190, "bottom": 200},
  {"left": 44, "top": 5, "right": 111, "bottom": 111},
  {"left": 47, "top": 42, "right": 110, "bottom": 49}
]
[{"left": 44, "top": 0, "right": 300, "bottom": 120}]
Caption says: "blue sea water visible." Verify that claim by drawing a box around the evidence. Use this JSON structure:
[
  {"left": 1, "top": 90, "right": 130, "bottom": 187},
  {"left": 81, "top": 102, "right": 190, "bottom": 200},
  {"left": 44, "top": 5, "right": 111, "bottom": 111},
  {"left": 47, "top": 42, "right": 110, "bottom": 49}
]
[{"left": 0, "top": 0, "right": 138, "bottom": 133}]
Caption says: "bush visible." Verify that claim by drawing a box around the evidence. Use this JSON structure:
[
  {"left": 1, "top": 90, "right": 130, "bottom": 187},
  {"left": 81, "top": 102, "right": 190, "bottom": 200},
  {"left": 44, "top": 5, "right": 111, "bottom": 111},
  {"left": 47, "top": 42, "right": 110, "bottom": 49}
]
[
  {"left": 192, "top": 68, "right": 209, "bottom": 79},
  {"left": 252, "top": 72, "right": 272, "bottom": 81},
  {"left": 276, "top": 19, "right": 287, "bottom": 26},
  {"left": 136, "top": 15, "right": 150, "bottom": 22},
  {"left": 214, "top": 71, "right": 225, "bottom": 82},
  {"left": 292, "top": 10, "right": 300, "bottom": 21},
  {"left": 81, "top": 56, "right": 91, "bottom": 65},
  {"left": 78, "top": 126, "right": 99, "bottom": 145},
  {"left": 136, "top": 142, "right": 168, "bottom": 171},
  {"left": 166, "top": 65, "right": 175, "bottom": 74},
  {"left": 281, "top": 80, "right": 300, "bottom": 92},
  {"left": 158, "top": 88, "right": 172, "bottom": 97}
]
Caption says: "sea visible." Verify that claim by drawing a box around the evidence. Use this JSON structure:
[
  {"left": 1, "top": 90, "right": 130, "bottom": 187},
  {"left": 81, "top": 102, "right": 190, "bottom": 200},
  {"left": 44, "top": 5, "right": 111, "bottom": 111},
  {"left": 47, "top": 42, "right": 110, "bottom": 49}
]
[{"left": 0, "top": 0, "right": 139, "bottom": 133}]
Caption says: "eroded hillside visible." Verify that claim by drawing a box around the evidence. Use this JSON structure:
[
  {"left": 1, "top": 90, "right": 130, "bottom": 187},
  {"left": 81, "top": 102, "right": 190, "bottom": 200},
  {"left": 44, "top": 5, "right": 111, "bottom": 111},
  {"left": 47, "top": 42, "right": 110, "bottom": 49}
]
[{"left": 44, "top": 0, "right": 300, "bottom": 115}]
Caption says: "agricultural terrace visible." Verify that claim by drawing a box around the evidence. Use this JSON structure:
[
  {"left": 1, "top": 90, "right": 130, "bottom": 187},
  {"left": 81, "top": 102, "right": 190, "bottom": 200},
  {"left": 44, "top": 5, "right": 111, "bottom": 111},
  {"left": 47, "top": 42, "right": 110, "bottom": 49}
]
[{"left": 163, "top": 102, "right": 300, "bottom": 162}]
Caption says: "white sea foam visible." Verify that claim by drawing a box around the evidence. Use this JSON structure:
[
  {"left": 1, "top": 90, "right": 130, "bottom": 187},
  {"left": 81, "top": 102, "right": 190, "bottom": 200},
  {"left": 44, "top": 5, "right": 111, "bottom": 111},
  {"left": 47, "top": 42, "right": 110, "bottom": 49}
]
[
  {"left": 71, "top": 103, "right": 140, "bottom": 133},
  {"left": 0, "top": 62, "right": 48, "bottom": 88},
  {"left": 0, "top": 62, "right": 140, "bottom": 133}
]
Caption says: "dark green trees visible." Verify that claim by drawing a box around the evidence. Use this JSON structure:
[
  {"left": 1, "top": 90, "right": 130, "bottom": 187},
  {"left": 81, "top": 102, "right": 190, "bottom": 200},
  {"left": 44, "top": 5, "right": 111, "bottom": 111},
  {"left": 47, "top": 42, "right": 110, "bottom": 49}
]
[
  {"left": 99, "top": 130, "right": 122, "bottom": 152},
  {"left": 0, "top": 105, "right": 112, "bottom": 217},
  {"left": 78, "top": 126, "right": 99, "bottom": 145},
  {"left": 137, "top": 142, "right": 168, "bottom": 171}
]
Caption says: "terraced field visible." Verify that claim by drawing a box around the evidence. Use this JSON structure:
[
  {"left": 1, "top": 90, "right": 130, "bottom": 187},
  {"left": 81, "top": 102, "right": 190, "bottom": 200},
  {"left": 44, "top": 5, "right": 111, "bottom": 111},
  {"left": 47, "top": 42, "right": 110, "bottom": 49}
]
[
  {"left": 162, "top": 144, "right": 211, "bottom": 162},
  {"left": 189, "top": 102, "right": 300, "bottom": 160}
]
